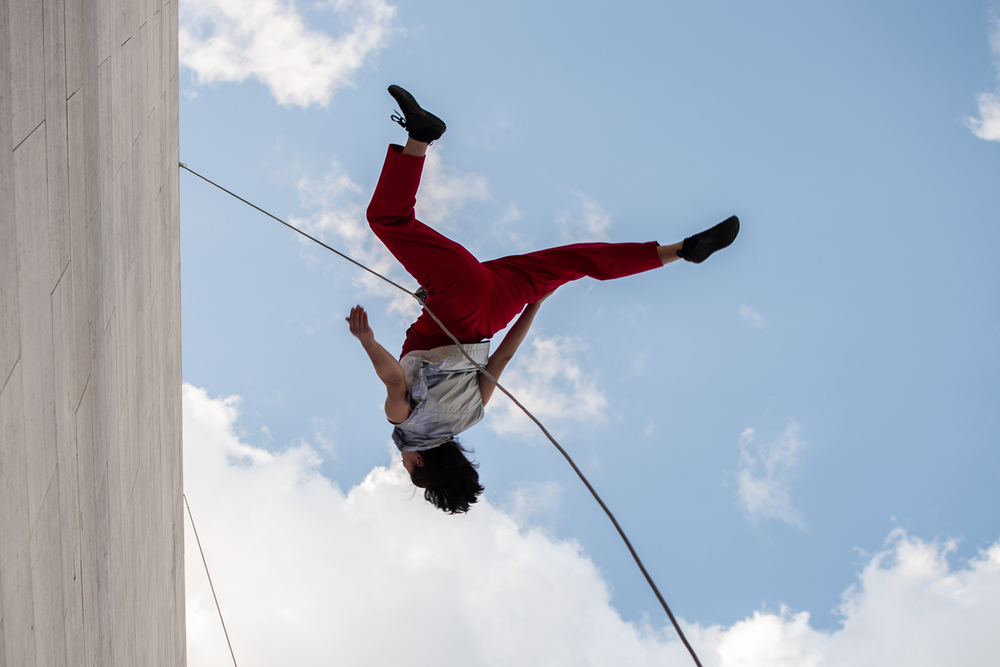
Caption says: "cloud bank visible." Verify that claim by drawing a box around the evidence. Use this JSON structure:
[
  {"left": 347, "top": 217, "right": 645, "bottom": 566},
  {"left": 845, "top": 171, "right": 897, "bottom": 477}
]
[
  {"left": 969, "top": 17, "right": 1000, "bottom": 142},
  {"left": 179, "top": 0, "right": 396, "bottom": 107},
  {"left": 184, "top": 384, "right": 1000, "bottom": 667},
  {"left": 737, "top": 421, "right": 806, "bottom": 529}
]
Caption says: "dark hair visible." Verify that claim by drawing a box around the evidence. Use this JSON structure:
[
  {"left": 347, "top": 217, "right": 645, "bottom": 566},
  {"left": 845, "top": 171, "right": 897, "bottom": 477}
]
[{"left": 409, "top": 440, "right": 484, "bottom": 514}]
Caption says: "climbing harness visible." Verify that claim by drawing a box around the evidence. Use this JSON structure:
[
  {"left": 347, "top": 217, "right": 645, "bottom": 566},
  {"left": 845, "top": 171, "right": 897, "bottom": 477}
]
[{"left": 180, "top": 162, "right": 704, "bottom": 667}]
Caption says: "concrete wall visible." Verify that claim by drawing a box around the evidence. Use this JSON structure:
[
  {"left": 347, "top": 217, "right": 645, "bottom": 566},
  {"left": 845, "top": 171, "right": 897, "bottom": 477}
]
[{"left": 0, "top": 0, "right": 183, "bottom": 665}]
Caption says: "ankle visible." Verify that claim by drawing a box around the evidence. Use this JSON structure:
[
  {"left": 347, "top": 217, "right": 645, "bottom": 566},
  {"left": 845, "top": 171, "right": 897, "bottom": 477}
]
[
  {"left": 401, "top": 137, "right": 428, "bottom": 157},
  {"left": 657, "top": 242, "right": 683, "bottom": 265}
]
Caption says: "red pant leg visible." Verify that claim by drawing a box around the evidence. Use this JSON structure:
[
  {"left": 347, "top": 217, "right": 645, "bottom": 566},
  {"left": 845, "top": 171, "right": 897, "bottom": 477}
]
[
  {"left": 367, "top": 145, "right": 494, "bottom": 354},
  {"left": 479, "top": 242, "right": 662, "bottom": 339},
  {"left": 368, "top": 145, "right": 663, "bottom": 356}
]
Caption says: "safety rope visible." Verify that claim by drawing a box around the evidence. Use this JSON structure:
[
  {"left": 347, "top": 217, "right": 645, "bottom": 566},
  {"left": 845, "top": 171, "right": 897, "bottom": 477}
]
[
  {"left": 179, "top": 162, "right": 704, "bottom": 667},
  {"left": 183, "top": 493, "right": 239, "bottom": 667}
]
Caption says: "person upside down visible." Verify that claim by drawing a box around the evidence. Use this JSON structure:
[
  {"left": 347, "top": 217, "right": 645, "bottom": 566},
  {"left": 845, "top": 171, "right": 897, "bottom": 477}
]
[{"left": 347, "top": 85, "right": 740, "bottom": 515}]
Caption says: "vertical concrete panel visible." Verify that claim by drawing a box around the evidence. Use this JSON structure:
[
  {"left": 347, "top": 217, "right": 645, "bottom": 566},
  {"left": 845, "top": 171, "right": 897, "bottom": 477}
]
[
  {"left": 147, "top": 10, "right": 159, "bottom": 126},
  {"left": 8, "top": 0, "right": 44, "bottom": 147},
  {"left": 95, "top": 60, "right": 113, "bottom": 331},
  {"left": 111, "top": 38, "right": 129, "bottom": 182},
  {"left": 67, "top": 91, "right": 94, "bottom": 407},
  {"left": 84, "top": 2, "right": 102, "bottom": 225},
  {"left": 74, "top": 384, "right": 99, "bottom": 667},
  {"left": 96, "top": 0, "right": 111, "bottom": 65},
  {"left": 91, "top": 329, "right": 112, "bottom": 667},
  {"left": 4, "top": 1, "right": 183, "bottom": 663},
  {"left": 133, "top": 22, "right": 145, "bottom": 147},
  {"left": 64, "top": 0, "right": 85, "bottom": 97},
  {"left": 115, "top": 0, "right": 130, "bottom": 48},
  {"left": 51, "top": 272, "right": 85, "bottom": 664},
  {"left": 0, "top": 0, "right": 21, "bottom": 388},
  {"left": 0, "top": 363, "right": 37, "bottom": 667},
  {"left": 43, "top": 0, "right": 71, "bottom": 281},
  {"left": 29, "top": 473, "right": 68, "bottom": 667},
  {"left": 167, "top": 0, "right": 176, "bottom": 85},
  {"left": 13, "top": 127, "right": 59, "bottom": 531}
]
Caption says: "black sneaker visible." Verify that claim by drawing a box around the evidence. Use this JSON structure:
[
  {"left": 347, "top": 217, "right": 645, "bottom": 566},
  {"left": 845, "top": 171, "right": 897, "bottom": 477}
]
[
  {"left": 677, "top": 215, "right": 740, "bottom": 264},
  {"left": 388, "top": 85, "right": 447, "bottom": 143}
]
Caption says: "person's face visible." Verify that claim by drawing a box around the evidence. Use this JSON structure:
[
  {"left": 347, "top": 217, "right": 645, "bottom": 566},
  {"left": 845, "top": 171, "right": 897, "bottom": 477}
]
[{"left": 401, "top": 451, "right": 424, "bottom": 475}]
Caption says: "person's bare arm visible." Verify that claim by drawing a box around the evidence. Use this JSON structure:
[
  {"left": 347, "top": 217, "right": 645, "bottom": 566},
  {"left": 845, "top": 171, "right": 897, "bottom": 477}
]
[
  {"left": 346, "top": 305, "right": 411, "bottom": 423},
  {"left": 478, "top": 294, "right": 550, "bottom": 407}
]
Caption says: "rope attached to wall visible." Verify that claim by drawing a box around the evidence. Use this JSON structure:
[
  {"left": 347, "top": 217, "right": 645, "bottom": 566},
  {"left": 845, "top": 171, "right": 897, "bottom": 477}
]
[
  {"left": 179, "top": 162, "right": 705, "bottom": 667},
  {"left": 183, "top": 493, "right": 239, "bottom": 667}
]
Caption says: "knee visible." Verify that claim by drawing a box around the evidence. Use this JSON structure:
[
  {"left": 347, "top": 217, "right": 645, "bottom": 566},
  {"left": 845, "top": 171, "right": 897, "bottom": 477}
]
[
  {"left": 365, "top": 201, "right": 384, "bottom": 226},
  {"left": 366, "top": 199, "right": 404, "bottom": 228}
]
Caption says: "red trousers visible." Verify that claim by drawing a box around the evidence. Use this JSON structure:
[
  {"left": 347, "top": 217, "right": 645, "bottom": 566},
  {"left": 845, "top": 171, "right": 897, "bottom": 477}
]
[{"left": 367, "top": 145, "right": 663, "bottom": 357}]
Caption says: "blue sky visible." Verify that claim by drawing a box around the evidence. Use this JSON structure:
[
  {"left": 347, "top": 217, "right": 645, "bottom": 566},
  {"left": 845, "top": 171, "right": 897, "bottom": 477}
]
[{"left": 178, "top": 1, "right": 1000, "bottom": 664}]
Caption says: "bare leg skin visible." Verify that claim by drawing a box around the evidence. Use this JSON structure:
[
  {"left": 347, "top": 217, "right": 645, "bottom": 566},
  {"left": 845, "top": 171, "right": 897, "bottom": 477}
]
[
  {"left": 402, "top": 137, "right": 429, "bottom": 157},
  {"left": 656, "top": 242, "right": 683, "bottom": 265}
]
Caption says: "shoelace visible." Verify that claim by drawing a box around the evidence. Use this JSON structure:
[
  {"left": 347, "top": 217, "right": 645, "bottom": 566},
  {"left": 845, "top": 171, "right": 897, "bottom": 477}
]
[{"left": 389, "top": 111, "right": 437, "bottom": 146}]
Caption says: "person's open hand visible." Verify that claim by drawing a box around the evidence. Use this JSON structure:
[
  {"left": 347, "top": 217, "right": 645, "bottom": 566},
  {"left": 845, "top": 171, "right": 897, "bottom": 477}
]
[{"left": 346, "top": 305, "right": 375, "bottom": 346}]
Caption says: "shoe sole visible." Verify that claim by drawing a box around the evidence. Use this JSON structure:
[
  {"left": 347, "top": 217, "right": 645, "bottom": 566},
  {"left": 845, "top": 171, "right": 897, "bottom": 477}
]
[{"left": 715, "top": 215, "right": 739, "bottom": 249}]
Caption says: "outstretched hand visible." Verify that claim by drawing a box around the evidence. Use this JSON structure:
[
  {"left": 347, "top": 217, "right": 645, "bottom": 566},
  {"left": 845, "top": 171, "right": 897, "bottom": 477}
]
[{"left": 346, "top": 305, "right": 375, "bottom": 346}]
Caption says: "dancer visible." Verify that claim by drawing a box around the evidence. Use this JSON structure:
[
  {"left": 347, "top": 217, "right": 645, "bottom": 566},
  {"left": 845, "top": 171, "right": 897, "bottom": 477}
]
[{"left": 348, "top": 85, "right": 739, "bottom": 514}]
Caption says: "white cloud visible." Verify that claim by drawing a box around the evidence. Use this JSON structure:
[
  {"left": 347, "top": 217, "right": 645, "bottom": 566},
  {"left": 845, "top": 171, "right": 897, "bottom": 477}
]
[
  {"left": 503, "top": 480, "right": 565, "bottom": 527},
  {"left": 414, "top": 147, "right": 490, "bottom": 230},
  {"left": 179, "top": 0, "right": 396, "bottom": 108},
  {"left": 182, "top": 383, "right": 687, "bottom": 667},
  {"left": 970, "top": 93, "right": 1000, "bottom": 141},
  {"left": 558, "top": 191, "right": 613, "bottom": 243},
  {"left": 968, "top": 18, "right": 1000, "bottom": 142},
  {"left": 183, "top": 384, "right": 1000, "bottom": 667},
  {"left": 740, "top": 305, "right": 765, "bottom": 328},
  {"left": 293, "top": 160, "right": 421, "bottom": 317},
  {"left": 486, "top": 335, "right": 609, "bottom": 438},
  {"left": 293, "top": 150, "right": 491, "bottom": 317},
  {"left": 737, "top": 421, "right": 805, "bottom": 530},
  {"left": 490, "top": 203, "right": 535, "bottom": 251}
]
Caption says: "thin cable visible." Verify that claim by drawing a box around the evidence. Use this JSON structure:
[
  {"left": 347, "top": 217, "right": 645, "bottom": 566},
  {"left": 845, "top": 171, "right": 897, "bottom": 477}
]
[
  {"left": 421, "top": 307, "right": 704, "bottom": 667},
  {"left": 180, "top": 163, "right": 416, "bottom": 297},
  {"left": 183, "top": 493, "right": 239, "bottom": 667},
  {"left": 180, "top": 162, "right": 703, "bottom": 667}
]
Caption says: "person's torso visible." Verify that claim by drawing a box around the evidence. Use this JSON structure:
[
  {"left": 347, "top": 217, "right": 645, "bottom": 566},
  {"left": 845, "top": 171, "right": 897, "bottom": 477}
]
[{"left": 392, "top": 342, "right": 490, "bottom": 451}]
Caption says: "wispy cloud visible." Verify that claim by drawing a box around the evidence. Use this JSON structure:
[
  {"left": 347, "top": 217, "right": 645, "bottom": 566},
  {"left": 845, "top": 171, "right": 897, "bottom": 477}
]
[
  {"left": 503, "top": 480, "right": 565, "bottom": 527},
  {"left": 737, "top": 421, "right": 806, "bottom": 529},
  {"left": 179, "top": 0, "right": 396, "bottom": 108},
  {"left": 293, "top": 150, "right": 490, "bottom": 317},
  {"left": 184, "top": 385, "right": 1000, "bottom": 666},
  {"left": 486, "top": 335, "right": 609, "bottom": 438},
  {"left": 414, "top": 148, "right": 490, "bottom": 230},
  {"left": 740, "top": 305, "right": 765, "bottom": 328},
  {"left": 968, "top": 17, "right": 1000, "bottom": 142},
  {"left": 489, "top": 203, "right": 534, "bottom": 251},
  {"left": 293, "top": 159, "right": 420, "bottom": 317},
  {"left": 558, "top": 191, "right": 613, "bottom": 243}
]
